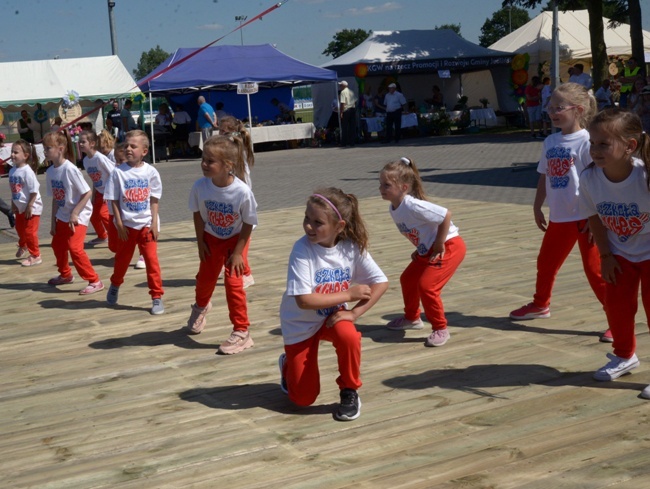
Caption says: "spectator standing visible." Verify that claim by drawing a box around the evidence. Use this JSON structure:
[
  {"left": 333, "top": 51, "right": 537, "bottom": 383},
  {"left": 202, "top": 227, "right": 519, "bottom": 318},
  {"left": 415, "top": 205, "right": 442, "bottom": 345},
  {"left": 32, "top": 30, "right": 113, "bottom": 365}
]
[
  {"left": 594, "top": 79, "right": 614, "bottom": 111},
  {"left": 618, "top": 57, "right": 640, "bottom": 109},
  {"left": 17, "top": 111, "right": 35, "bottom": 144},
  {"left": 382, "top": 83, "right": 407, "bottom": 144},
  {"left": 569, "top": 63, "right": 593, "bottom": 90},
  {"left": 197, "top": 96, "right": 218, "bottom": 143},
  {"left": 338, "top": 81, "right": 358, "bottom": 147}
]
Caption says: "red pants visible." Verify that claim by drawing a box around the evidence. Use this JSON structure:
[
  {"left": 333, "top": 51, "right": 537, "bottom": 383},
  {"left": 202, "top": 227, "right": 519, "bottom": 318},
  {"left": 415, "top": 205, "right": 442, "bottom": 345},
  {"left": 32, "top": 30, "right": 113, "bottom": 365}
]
[
  {"left": 605, "top": 256, "right": 650, "bottom": 359},
  {"left": 195, "top": 232, "right": 249, "bottom": 330},
  {"left": 110, "top": 226, "right": 163, "bottom": 298},
  {"left": 400, "top": 236, "right": 466, "bottom": 330},
  {"left": 533, "top": 220, "right": 606, "bottom": 308},
  {"left": 51, "top": 219, "right": 99, "bottom": 282},
  {"left": 89, "top": 191, "right": 109, "bottom": 239},
  {"left": 282, "top": 319, "right": 361, "bottom": 406},
  {"left": 15, "top": 212, "right": 40, "bottom": 256},
  {"left": 107, "top": 217, "right": 119, "bottom": 253}
]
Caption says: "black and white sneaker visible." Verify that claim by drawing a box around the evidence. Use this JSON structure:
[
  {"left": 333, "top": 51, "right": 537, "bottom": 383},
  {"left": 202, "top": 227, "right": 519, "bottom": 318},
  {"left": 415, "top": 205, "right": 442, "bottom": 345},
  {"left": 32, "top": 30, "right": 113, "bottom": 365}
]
[
  {"left": 278, "top": 353, "right": 288, "bottom": 394},
  {"left": 335, "top": 388, "right": 361, "bottom": 421}
]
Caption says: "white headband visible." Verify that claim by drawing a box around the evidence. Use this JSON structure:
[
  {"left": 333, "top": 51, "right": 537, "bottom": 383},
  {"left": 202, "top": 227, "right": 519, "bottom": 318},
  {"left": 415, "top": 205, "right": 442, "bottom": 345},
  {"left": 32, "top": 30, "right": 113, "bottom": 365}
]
[{"left": 400, "top": 157, "right": 411, "bottom": 166}]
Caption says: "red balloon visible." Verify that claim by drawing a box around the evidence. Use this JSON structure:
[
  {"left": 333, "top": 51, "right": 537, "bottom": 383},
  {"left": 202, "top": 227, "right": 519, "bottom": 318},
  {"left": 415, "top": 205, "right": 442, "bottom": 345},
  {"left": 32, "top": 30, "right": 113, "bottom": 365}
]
[{"left": 354, "top": 63, "right": 368, "bottom": 79}]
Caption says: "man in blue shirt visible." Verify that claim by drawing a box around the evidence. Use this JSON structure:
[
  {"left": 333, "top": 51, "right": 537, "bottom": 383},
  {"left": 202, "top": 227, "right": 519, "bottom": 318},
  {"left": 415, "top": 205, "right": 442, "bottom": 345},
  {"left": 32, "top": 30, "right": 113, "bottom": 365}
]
[{"left": 197, "top": 96, "right": 218, "bottom": 143}]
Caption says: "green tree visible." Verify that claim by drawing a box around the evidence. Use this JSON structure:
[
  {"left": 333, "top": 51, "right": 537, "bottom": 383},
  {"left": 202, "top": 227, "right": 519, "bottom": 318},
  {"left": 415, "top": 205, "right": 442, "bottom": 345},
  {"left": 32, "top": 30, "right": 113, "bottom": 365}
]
[
  {"left": 322, "top": 29, "right": 371, "bottom": 58},
  {"left": 434, "top": 23, "right": 462, "bottom": 37},
  {"left": 133, "top": 45, "right": 170, "bottom": 80},
  {"left": 479, "top": 6, "right": 530, "bottom": 47}
]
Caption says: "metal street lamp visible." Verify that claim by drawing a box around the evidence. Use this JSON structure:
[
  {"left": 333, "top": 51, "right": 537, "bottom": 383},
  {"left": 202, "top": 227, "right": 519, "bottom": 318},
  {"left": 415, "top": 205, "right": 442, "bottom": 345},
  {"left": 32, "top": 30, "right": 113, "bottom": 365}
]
[
  {"left": 107, "top": 0, "right": 118, "bottom": 55},
  {"left": 235, "top": 15, "right": 247, "bottom": 45}
]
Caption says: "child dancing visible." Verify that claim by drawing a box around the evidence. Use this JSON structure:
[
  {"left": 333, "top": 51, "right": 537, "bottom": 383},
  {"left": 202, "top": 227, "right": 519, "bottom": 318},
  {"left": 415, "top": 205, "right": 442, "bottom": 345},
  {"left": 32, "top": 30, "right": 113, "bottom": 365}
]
[
  {"left": 104, "top": 130, "right": 164, "bottom": 314},
  {"left": 44, "top": 130, "right": 104, "bottom": 294},
  {"left": 279, "top": 188, "right": 388, "bottom": 421},
  {"left": 579, "top": 109, "right": 650, "bottom": 396},
  {"left": 509, "top": 83, "right": 610, "bottom": 341},
  {"left": 79, "top": 130, "right": 115, "bottom": 246},
  {"left": 186, "top": 135, "right": 258, "bottom": 355},
  {"left": 380, "top": 157, "right": 466, "bottom": 347},
  {"left": 9, "top": 140, "right": 43, "bottom": 266}
]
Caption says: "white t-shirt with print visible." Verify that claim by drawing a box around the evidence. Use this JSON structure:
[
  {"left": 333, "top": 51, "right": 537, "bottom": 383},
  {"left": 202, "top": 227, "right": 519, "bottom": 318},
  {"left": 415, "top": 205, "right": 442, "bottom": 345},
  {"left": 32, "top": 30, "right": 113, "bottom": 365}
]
[
  {"left": 188, "top": 176, "right": 257, "bottom": 239},
  {"left": 9, "top": 165, "right": 43, "bottom": 215},
  {"left": 46, "top": 160, "right": 92, "bottom": 225},
  {"left": 579, "top": 158, "right": 650, "bottom": 262},
  {"left": 389, "top": 195, "right": 459, "bottom": 256},
  {"left": 280, "top": 236, "right": 388, "bottom": 346},
  {"left": 83, "top": 152, "right": 115, "bottom": 194},
  {"left": 537, "top": 128, "right": 592, "bottom": 222},
  {"left": 104, "top": 162, "right": 162, "bottom": 230}
]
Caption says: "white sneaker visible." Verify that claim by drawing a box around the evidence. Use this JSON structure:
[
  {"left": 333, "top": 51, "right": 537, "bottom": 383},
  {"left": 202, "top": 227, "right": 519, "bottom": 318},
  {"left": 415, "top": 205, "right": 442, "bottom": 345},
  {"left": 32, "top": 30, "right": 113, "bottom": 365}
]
[
  {"left": 593, "top": 353, "right": 639, "bottom": 381},
  {"left": 386, "top": 316, "right": 424, "bottom": 330},
  {"left": 243, "top": 274, "right": 255, "bottom": 289},
  {"left": 134, "top": 256, "right": 146, "bottom": 269},
  {"left": 641, "top": 385, "right": 650, "bottom": 400}
]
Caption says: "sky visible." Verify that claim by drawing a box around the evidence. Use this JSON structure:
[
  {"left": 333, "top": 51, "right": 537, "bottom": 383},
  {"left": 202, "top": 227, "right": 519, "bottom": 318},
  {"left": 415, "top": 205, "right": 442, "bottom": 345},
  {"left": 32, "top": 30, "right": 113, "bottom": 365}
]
[{"left": 1, "top": 0, "right": 649, "bottom": 78}]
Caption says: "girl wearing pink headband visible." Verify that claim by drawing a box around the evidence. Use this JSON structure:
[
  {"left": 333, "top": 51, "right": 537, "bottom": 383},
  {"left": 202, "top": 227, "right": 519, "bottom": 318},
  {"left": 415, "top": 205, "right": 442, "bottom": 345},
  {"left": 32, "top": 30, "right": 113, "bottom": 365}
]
[{"left": 278, "top": 187, "right": 388, "bottom": 421}]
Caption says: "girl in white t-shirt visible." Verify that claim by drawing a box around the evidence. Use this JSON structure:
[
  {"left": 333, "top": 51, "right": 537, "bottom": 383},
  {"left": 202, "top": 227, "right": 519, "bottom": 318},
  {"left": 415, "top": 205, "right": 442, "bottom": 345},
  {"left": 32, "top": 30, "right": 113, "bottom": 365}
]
[
  {"left": 79, "top": 130, "right": 115, "bottom": 246},
  {"left": 380, "top": 157, "right": 466, "bottom": 347},
  {"left": 579, "top": 109, "right": 650, "bottom": 396},
  {"left": 219, "top": 116, "right": 255, "bottom": 288},
  {"left": 43, "top": 130, "right": 104, "bottom": 295},
  {"left": 509, "top": 83, "right": 610, "bottom": 340},
  {"left": 279, "top": 188, "right": 388, "bottom": 421},
  {"left": 186, "top": 135, "right": 258, "bottom": 355},
  {"left": 9, "top": 139, "right": 43, "bottom": 266}
]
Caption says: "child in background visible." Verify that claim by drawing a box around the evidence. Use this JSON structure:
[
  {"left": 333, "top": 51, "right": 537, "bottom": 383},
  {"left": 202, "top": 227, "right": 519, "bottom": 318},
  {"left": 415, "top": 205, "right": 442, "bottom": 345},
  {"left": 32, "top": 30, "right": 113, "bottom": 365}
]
[
  {"left": 9, "top": 140, "right": 43, "bottom": 266},
  {"left": 219, "top": 116, "right": 255, "bottom": 288},
  {"left": 98, "top": 129, "right": 116, "bottom": 163},
  {"left": 279, "top": 188, "right": 388, "bottom": 421},
  {"left": 380, "top": 157, "right": 466, "bottom": 347},
  {"left": 79, "top": 130, "right": 115, "bottom": 246},
  {"left": 104, "top": 130, "right": 164, "bottom": 315},
  {"left": 509, "top": 83, "right": 610, "bottom": 340},
  {"left": 579, "top": 109, "right": 650, "bottom": 396},
  {"left": 44, "top": 130, "right": 104, "bottom": 294},
  {"left": 186, "top": 135, "right": 258, "bottom": 355}
]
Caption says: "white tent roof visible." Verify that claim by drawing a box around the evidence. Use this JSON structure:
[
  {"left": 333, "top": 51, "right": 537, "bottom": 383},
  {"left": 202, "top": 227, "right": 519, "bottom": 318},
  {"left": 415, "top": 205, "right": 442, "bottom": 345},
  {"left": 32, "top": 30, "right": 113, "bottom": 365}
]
[
  {"left": 489, "top": 10, "right": 650, "bottom": 64},
  {"left": 0, "top": 55, "right": 139, "bottom": 108}
]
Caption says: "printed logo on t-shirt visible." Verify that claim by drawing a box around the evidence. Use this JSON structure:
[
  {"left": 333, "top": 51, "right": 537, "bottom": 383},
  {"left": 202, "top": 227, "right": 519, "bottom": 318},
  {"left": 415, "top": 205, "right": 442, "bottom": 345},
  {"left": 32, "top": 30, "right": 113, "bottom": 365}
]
[
  {"left": 205, "top": 200, "right": 239, "bottom": 237},
  {"left": 51, "top": 180, "right": 66, "bottom": 208},
  {"left": 122, "top": 178, "right": 150, "bottom": 212},
  {"left": 87, "top": 167, "right": 103, "bottom": 188},
  {"left": 314, "top": 266, "right": 351, "bottom": 317},
  {"left": 9, "top": 176, "right": 23, "bottom": 201},
  {"left": 397, "top": 222, "right": 428, "bottom": 255},
  {"left": 546, "top": 146, "right": 573, "bottom": 189},
  {"left": 597, "top": 201, "right": 649, "bottom": 242}
]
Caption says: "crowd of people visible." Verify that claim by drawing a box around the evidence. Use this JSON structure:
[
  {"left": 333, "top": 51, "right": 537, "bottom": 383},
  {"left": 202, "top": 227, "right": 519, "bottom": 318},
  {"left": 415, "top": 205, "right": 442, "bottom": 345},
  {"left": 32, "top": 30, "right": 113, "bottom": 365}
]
[{"left": 2, "top": 59, "right": 650, "bottom": 421}]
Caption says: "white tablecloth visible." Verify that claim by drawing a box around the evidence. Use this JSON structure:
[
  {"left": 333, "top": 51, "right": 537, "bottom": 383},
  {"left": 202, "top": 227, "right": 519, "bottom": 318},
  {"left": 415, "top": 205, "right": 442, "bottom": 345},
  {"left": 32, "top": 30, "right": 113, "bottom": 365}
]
[
  {"left": 469, "top": 108, "right": 497, "bottom": 127},
  {"left": 189, "top": 123, "right": 316, "bottom": 150},
  {"left": 361, "top": 113, "right": 418, "bottom": 133}
]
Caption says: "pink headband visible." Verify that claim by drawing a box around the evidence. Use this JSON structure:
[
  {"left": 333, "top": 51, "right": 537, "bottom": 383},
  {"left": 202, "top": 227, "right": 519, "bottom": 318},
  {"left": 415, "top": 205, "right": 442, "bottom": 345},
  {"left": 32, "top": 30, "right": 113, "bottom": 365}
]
[{"left": 311, "top": 194, "right": 342, "bottom": 221}]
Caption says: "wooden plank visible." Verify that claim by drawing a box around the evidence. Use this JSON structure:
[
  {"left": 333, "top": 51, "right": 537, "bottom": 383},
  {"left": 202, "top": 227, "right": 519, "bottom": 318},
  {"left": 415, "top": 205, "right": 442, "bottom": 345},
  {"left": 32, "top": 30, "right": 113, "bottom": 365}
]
[{"left": 1, "top": 196, "right": 649, "bottom": 488}]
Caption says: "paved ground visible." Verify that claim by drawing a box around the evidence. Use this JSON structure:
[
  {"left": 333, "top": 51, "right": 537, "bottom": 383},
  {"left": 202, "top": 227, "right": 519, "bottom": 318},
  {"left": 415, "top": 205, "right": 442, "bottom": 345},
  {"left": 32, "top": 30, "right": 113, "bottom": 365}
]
[{"left": 0, "top": 132, "right": 543, "bottom": 244}]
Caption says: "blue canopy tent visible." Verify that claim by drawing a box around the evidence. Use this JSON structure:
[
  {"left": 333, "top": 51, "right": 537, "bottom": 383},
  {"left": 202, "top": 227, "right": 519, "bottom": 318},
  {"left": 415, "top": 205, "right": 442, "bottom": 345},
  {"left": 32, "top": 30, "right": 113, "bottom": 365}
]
[{"left": 138, "top": 44, "right": 339, "bottom": 159}]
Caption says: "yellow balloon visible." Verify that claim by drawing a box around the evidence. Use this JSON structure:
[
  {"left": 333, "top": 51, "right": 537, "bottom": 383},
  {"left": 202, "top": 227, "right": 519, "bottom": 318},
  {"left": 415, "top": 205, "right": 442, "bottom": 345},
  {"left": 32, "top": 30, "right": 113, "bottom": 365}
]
[{"left": 0, "top": 108, "right": 4, "bottom": 126}]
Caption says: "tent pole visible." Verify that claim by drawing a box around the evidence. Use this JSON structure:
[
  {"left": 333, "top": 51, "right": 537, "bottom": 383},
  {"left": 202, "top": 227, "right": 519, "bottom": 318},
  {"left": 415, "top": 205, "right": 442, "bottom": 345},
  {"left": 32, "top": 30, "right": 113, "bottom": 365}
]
[
  {"left": 246, "top": 92, "right": 253, "bottom": 150},
  {"left": 551, "top": 1, "right": 560, "bottom": 90},
  {"left": 148, "top": 92, "right": 156, "bottom": 164},
  {"left": 336, "top": 81, "right": 342, "bottom": 144}
]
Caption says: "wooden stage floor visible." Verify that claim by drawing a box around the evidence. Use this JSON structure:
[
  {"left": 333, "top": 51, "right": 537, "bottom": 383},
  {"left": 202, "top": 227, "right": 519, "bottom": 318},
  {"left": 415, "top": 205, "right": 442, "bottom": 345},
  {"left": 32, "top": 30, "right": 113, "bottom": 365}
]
[{"left": 1, "top": 196, "right": 649, "bottom": 488}]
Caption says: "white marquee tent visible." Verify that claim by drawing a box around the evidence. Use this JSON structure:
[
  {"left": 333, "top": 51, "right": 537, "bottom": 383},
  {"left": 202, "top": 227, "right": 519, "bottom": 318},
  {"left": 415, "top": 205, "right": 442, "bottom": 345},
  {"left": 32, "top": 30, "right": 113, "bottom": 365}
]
[
  {"left": 0, "top": 55, "right": 139, "bottom": 138},
  {"left": 461, "top": 10, "right": 650, "bottom": 113},
  {"left": 489, "top": 9, "right": 650, "bottom": 77}
]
